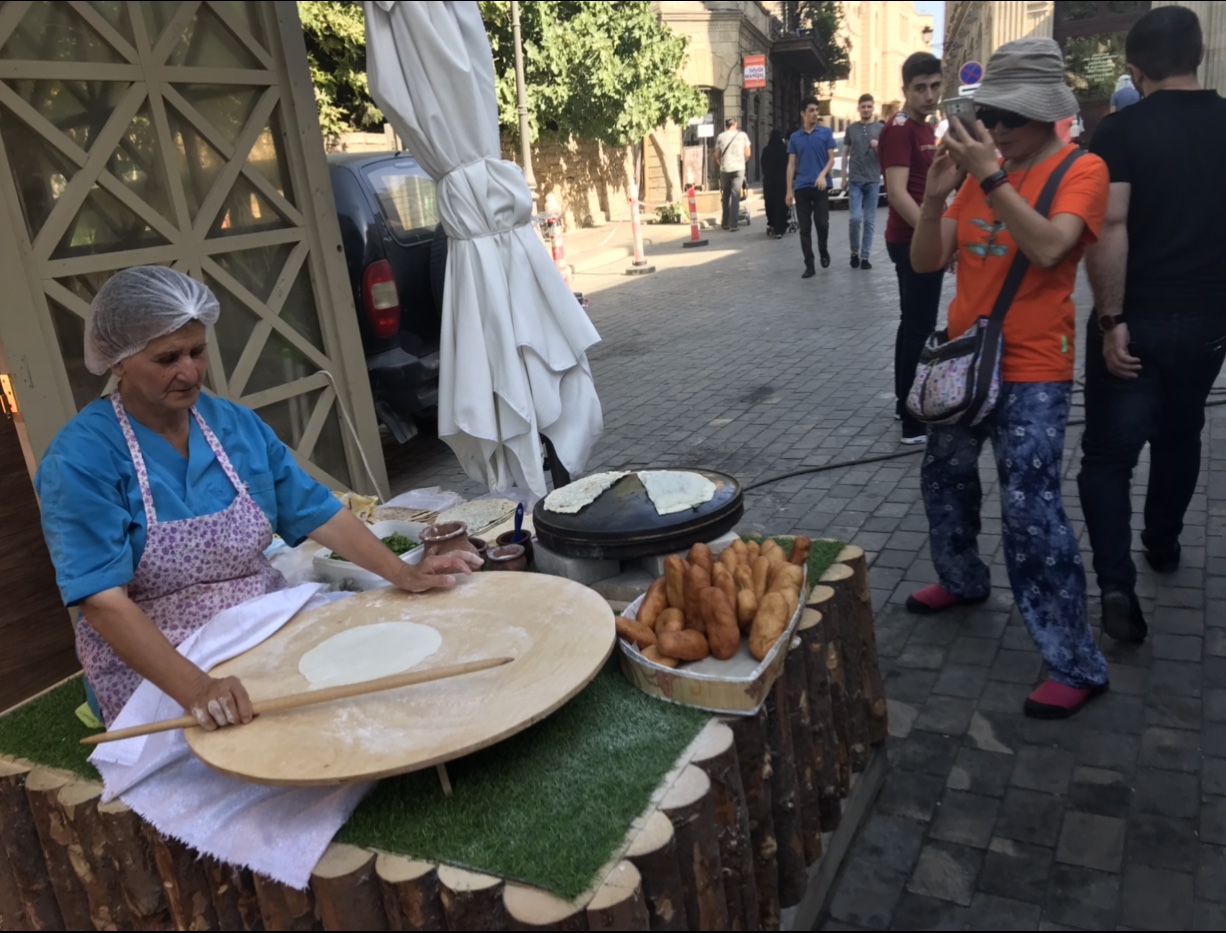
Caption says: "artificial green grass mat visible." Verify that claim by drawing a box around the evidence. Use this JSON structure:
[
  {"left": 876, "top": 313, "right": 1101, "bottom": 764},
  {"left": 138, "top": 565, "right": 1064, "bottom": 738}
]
[
  {"left": 0, "top": 676, "right": 99, "bottom": 780},
  {"left": 741, "top": 533, "right": 846, "bottom": 585},
  {"left": 0, "top": 663, "right": 709, "bottom": 900},
  {"left": 0, "top": 535, "right": 846, "bottom": 897},
  {"left": 335, "top": 660, "right": 708, "bottom": 899}
]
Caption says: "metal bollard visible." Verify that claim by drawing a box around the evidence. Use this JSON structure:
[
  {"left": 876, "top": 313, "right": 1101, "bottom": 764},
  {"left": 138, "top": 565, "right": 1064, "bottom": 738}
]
[
  {"left": 544, "top": 193, "right": 572, "bottom": 284},
  {"left": 625, "top": 180, "right": 656, "bottom": 276},
  {"left": 682, "top": 184, "right": 709, "bottom": 248}
]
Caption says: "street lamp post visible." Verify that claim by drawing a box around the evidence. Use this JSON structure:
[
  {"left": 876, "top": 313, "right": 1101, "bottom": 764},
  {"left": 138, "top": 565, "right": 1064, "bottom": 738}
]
[{"left": 510, "top": 0, "right": 536, "bottom": 198}]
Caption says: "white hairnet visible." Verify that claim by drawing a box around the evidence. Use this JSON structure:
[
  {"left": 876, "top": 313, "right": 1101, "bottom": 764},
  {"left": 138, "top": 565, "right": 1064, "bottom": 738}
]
[{"left": 83, "top": 266, "right": 220, "bottom": 374}]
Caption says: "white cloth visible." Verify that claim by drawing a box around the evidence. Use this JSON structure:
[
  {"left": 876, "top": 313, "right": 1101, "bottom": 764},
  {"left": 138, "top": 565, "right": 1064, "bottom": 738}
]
[
  {"left": 90, "top": 584, "right": 371, "bottom": 889},
  {"left": 365, "top": 0, "right": 604, "bottom": 498}
]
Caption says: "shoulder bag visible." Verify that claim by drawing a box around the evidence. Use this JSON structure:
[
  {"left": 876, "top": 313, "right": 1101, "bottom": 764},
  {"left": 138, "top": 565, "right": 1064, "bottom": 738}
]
[{"left": 905, "top": 148, "right": 1084, "bottom": 427}]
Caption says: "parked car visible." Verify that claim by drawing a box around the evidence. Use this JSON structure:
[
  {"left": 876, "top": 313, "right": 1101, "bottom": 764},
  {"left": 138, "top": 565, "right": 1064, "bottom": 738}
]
[
  {"left": 328, "top": 151, "right": 593, "bottom": 447},
  {"left": 327, "top": 151, "right": 448, "bottom": 444}
]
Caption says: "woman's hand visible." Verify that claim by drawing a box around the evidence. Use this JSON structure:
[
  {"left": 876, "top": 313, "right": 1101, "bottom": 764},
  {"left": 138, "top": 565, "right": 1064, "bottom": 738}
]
[
  {"left": 393, "top": 551, "right": 483, "bottom": 593},
  {"left": 923, "top": 149, "right": 965, "bottom": 206},
  {"left": 186, "top": 673, "right": 254, "bottom": 731},
  {"left": 941, "top": 116, "right": 1000, "bottom": 183}
]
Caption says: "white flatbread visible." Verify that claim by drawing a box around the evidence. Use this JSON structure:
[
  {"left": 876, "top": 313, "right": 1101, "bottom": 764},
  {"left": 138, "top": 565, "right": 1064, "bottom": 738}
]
[
  {"left": 544, "top": 471, "right": 630, "bottom": 514},
  {"left": 638, "top": 470, "right": 717, "bottom": 516},
  {"left": 437, "top": 498, "right": 518, "bottom": 534},
  {"left": 298, "top": 622, "right": 442, "bottom": 689}
]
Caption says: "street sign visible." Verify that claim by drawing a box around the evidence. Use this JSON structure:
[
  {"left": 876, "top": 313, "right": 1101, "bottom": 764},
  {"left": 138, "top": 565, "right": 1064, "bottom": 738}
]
[
  {"left": 743, "top": 54, "right": 767, "bottom": 89},
  {"left": 958, "top": 83, "right": 980, "bottom": 97},
  {"left": 959, "top": 61, "right": 983, "bottom": 86}
]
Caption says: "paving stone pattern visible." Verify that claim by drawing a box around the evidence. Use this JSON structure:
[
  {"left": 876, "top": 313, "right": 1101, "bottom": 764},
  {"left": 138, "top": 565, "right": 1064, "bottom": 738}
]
[{"left": 385, "top": 207, "right": 1226, "bottom": 931}]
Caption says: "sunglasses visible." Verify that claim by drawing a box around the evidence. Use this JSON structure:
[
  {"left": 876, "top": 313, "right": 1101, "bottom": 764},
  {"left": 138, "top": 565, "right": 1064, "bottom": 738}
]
[{"left": 975, "top": 108, "right": 1030, "bottom": 130}]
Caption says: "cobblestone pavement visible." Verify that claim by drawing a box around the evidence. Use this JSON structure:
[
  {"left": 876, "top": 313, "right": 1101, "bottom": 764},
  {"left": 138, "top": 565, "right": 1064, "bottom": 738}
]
[{"left": 386, "top": 204, "right": 1226, "bottom": 931}]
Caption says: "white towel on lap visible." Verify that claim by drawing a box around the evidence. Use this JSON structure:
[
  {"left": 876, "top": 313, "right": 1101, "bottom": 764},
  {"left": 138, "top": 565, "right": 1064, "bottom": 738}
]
[{"left": 90, "top": 584, "right": 372, "bottom": 888}]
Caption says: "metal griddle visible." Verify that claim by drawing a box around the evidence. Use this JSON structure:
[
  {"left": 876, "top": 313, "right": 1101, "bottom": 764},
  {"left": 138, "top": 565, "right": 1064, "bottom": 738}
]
[{"left": 532, "top": 469, "right": 743, "bottom": 560}]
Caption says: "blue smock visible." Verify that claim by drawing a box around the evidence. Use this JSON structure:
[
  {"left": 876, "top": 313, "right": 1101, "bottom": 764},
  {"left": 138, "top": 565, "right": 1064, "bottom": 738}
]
[{"left": 35, "top": 392, "right": 342, "bottom": 607}]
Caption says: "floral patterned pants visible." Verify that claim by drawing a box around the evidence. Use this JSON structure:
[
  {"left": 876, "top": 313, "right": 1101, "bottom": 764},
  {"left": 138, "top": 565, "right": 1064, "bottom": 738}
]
[{"left": 921, "top": 382, "right": 1108, "bottom": 689}]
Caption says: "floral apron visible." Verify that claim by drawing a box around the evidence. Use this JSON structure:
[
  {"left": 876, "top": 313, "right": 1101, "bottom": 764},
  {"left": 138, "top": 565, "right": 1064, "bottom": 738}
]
[{"left": 77, "top": 394, "right": 287, "bottom": 725}]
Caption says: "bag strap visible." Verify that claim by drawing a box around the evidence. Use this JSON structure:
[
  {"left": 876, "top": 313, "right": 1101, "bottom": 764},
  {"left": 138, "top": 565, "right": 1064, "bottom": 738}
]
[{"left": 987, "top": 147, "right": 1086, "bottom": 325}]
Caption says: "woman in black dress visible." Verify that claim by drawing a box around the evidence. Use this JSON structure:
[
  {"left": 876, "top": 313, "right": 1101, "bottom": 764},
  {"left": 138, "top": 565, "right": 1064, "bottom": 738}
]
[{"left": 760, "top": 128, "right": 789, "bottom": 238}]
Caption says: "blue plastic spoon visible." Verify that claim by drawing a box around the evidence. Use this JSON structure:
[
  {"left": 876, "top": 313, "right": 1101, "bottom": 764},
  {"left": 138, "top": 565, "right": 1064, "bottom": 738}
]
[{"left": 512, "top": 502, "right": 525, "bottom": 543}]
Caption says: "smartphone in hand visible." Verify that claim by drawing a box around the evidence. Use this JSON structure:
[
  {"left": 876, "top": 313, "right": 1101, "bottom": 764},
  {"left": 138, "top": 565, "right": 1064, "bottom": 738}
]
[{"left": 940, "top": 97, "right": 976, "bottom": 124}]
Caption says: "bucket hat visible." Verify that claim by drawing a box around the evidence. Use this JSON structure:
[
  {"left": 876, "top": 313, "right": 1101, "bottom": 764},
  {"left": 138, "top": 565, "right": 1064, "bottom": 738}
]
[{"left": 972, "top": 37, "right": 1080, "bottom": 123}]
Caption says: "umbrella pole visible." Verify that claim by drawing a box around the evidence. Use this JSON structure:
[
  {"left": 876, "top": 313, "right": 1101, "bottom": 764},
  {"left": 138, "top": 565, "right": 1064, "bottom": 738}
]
[{"left": 511, "top": 1, "right": 536, "bottom": 205}]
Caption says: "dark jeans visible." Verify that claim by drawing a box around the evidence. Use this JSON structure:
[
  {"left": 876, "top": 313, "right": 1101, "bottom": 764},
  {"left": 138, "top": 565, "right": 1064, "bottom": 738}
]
[
  {"left": 924, "top": 382, "right": 1107, "bottom": 688},
  {"left": 1078, "top": 309, "right": 1226, "bottom": 594},
  {"left": 794, "top": 185, "right": 829, "bottom": 268},
  {"left": 887, "top": 240, "right": 945, "bottom": 437},
  {"left": 720, "top": 170, "right": 744, "bottom": 229}
]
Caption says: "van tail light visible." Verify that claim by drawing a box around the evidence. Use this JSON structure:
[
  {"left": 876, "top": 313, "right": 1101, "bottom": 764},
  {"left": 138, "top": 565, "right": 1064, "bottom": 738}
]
[{"left": 361, "top": 260, "right": 401, "bottom": 338}]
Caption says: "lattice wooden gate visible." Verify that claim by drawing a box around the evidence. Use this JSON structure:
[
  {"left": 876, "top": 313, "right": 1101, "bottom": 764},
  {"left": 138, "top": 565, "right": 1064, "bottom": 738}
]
[{"left": 0, "top": 0, "right": 385, "bottom": 494}]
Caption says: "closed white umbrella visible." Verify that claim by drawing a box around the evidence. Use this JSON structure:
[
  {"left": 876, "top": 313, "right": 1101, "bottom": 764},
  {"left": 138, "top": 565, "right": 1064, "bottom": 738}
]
[{"left": 364, "top": 0, "right": 604, "bottom": 497}]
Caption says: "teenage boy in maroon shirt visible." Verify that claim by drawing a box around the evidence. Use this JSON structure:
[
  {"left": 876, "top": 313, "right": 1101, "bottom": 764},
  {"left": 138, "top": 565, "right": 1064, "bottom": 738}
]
[{"left": 880, "top": 51, "right": 945, "bottom": 445}]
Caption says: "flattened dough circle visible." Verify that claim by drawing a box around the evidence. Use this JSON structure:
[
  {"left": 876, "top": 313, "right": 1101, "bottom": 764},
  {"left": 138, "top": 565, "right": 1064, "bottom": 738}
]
[{"left": 298, "top": 622, "right": 442, "bottom": 688}]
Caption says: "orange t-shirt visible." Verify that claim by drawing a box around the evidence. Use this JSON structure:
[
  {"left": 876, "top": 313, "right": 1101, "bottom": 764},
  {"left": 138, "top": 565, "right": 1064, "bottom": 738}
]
[{"left": 944, "top": 145, "right": 1108, "bottom": 382}]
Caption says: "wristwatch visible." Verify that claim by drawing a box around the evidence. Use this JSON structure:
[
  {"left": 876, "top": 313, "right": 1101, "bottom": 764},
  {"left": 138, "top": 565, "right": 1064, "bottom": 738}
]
[{"left": 1098, "top": 314, "right": 1123, "bottom": 333}]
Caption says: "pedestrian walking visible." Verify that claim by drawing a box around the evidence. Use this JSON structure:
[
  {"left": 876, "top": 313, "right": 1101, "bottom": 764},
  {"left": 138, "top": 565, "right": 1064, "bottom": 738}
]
[
  {"left": 761, "top": 128, "right": 789, "bottom": 238},
  {"left": 785, "top": 97, "right": 837, "bottom": 278},
  {"left": 715, "top": 119, "right": 751, "bottom": 231},
  {"left": 907, "top": 37, "right": 1111, "bottom": 719},
  {"left": 1110, "top": 72, "right": 1142, "bottom": 112},
  {"left": 1079, "top": 6, "right": 1226, "bottom": 643},
  {"left": 881, "top": 52, "right": 945, "bottom": 445},
  {"left": 841, "top": 93, "right": 884, "bottom": 269}
]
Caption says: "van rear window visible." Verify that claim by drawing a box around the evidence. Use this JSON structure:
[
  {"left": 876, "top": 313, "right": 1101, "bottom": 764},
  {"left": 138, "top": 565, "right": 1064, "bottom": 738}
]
[{"left": 364, "top": 161, "right": 440, "bottom": 238}]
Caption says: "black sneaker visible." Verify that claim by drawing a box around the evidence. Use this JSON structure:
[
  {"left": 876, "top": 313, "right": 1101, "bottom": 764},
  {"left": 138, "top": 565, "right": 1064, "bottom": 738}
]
[
  {"left": 802, "top": 266, "right": 816, "bottom": 279},
  {"left": 820, "top": 250, "right": 831, "bottom": 268},
  {"left": 850, "top": 254, "right": 861, "bottom": 268},
  {"left": 1143, "top": 542, "right": 1181, "bottom": 573},
  {"left": 861, "top": 260, "right": 873, "bottom": 270},
  {"left": 1101, "top": 590, "right": 1148, "bottom": 643}
]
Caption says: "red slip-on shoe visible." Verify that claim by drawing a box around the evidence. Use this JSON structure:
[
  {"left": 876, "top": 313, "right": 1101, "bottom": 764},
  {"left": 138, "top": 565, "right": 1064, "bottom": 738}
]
[
  {"left": 1023, "top": 679, "right": 1109, "bottom": 720},
  {"left": 905, "top": 584, "right": 989, "bottom": 615}
]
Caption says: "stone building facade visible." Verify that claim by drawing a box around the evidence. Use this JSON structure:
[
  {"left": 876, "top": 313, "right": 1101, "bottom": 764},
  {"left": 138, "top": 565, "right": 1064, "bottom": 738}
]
[
  {"left": 825, "top": 2, "right": 937, "bottom": 133},
  {"left": 942, "top": 1, "right": 1055, "bottom": 96}
]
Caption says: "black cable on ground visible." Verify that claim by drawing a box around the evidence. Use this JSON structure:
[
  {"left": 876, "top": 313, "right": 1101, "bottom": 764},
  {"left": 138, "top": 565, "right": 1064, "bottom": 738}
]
[{"left": 743, "top": 396, "right": 1226, "bottom": 493}]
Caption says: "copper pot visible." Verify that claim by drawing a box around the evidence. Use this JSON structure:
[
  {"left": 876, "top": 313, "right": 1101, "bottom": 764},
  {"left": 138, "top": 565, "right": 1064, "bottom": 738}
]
[
  {"left": 421, "top": 521, "right": 478, "bottom": 560},
  {"left": 487, "top": 543, "right": 529, "bottom": 573},
  {"left": 495, "top": 530, "right": 533, "bottom": 566},
  {"left": 469, "top": 537, "right": 489, "bottom": 564}
]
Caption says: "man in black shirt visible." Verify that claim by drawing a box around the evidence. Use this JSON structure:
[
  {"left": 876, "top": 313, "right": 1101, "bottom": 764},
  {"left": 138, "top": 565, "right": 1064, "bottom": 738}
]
[{"left": 1080, "top": 6, "right": 1226, "bottom": 643}]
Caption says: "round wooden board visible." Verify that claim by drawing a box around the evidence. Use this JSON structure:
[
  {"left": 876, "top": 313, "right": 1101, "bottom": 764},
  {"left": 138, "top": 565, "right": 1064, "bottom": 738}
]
[{"left": 185, "top": 573, "right": 615, "bottom": 786}]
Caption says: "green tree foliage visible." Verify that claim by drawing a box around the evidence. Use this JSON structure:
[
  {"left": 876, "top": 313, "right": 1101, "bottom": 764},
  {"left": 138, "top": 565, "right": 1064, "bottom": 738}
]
[
  {"left": 477, "top": 1, "right": 706, "bottom": 145},
  {"left": 298, "top": 1, "right": 383, "bottom": 136},
  {"left": 297, "top": 1, "right": 704, "bottom": 144},
  {"left": 799, "top": 0, "right": 852, "bottom": 86}
]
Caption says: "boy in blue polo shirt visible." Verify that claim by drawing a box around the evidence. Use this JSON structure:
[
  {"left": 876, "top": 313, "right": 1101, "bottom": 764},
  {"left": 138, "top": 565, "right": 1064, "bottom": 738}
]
[{"left": 786, "top": 96, "right": 838, "bottom": 278}]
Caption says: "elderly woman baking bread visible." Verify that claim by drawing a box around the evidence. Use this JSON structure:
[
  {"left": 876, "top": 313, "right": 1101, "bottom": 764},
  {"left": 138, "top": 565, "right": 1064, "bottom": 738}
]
[{"left": 35, "top": 266, "right": 481, "bottom": 731}]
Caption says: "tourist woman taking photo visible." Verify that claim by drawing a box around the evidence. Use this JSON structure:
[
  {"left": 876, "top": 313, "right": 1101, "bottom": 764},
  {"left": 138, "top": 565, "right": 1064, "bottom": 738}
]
[{"left": 906, "top": 38, "right": 1110, "bottom": 719}]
